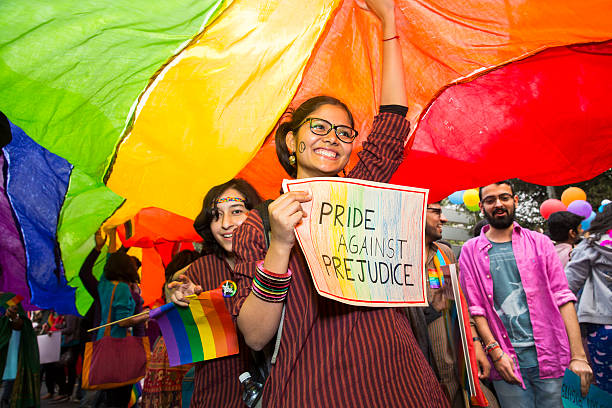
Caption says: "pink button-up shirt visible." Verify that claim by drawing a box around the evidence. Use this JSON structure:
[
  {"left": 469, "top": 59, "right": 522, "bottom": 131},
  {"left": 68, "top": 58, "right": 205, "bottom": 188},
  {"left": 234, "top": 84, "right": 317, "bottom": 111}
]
[{"left": 459, "top": 223, "right": 576, "bottom": 384}]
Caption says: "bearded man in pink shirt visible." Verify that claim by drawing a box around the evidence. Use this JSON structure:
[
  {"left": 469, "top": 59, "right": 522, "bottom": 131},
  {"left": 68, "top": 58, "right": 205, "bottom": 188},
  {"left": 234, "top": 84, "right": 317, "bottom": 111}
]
[{"left": 459, "top": 181, "right": 593, "bottom": 407}]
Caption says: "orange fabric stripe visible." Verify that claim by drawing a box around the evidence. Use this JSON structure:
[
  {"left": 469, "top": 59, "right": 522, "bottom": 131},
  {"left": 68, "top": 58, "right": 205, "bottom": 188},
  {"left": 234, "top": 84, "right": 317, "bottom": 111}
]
[{"left": 208, "top": 289, "right": 239, "bottom": 355}]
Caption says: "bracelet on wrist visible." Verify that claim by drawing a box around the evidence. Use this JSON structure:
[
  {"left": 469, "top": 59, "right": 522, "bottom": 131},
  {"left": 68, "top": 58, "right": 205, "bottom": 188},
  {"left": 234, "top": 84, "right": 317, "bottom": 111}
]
[
  {"left": 472, "top": 336, "right": 482, "bottom": 344},
  {"left": 570, "top": 357, "right": 589, "bottom": 365},
  {"left": 485, "top": 340, "right": 500, "bottom": 354},
  {"left": 383, "top": 35, "right": 399, "bottom": 42},
  {"left": 492, "top": 351, "right": 505, "bottom": 363},
  {"left": 251, "top": 261, "right": 292, "bottom": 303}
]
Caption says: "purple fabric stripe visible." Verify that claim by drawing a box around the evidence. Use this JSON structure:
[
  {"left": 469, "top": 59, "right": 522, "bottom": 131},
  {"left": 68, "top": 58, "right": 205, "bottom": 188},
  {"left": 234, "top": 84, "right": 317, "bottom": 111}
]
[
  {"left": 150, "top": 303, "right": 180, "bottom": 366},
  {"left": 0, "top": 153, "right": 31, "bottom": 310}
]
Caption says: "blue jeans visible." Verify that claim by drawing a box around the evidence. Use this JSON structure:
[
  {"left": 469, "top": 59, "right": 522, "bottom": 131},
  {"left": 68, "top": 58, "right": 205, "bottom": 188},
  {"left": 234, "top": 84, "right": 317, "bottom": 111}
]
[{"left": 493, "top": 366, "right": 563, "bottom": 408}]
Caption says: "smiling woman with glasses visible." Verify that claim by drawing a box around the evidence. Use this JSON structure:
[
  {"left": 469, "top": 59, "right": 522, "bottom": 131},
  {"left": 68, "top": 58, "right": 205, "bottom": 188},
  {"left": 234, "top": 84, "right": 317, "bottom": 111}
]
[
  {"left": 229, "top": 0, "right": 449, "bottom": 406},
  {"left": 295, "top": 117, "right": 359, "bottom": 144}
]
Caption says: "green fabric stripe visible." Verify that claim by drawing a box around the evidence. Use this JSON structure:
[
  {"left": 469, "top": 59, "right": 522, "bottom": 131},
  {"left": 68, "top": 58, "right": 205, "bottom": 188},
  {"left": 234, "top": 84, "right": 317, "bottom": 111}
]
[
  {"left": 0, "top": 0, "right": 230, "bottom": 179},
  {"left": 176, "top": 304, "right": 204, "bottom": 363},
  {"left": 0, "top": 0, "right": 230, "bottom": 315},
  {"left": 57, "top": 169, "right": 123, "bottom": 315}
]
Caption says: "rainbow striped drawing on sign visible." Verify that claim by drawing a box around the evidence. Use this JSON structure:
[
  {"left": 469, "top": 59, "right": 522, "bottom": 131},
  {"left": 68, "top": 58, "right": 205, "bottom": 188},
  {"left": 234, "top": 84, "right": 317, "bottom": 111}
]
[{"left": 283, "top": 178, "right": 428, "bottom": 307}]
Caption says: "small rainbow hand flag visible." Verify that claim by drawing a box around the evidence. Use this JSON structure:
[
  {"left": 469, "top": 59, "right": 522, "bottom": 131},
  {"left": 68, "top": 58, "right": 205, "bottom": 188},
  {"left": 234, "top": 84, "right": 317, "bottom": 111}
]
[
  {"left": 149, "top": 288, "right": 239, "bottom": 367},
  {"left": 127, "top": 381, "right": 142, "bottom": 408},
  {"left": 0, "top": 293, "right": 23, "bottom": 310}
]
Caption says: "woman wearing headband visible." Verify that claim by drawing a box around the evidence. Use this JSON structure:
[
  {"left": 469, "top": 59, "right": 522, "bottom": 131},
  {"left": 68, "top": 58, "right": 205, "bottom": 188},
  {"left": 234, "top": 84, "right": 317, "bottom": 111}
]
[{"left": 168, "top": 178, "right": 262, "bottom": 407}]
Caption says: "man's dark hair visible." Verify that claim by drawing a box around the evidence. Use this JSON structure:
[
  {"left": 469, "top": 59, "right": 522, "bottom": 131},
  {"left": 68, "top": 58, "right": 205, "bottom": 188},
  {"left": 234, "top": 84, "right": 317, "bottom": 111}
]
[
  {"left": 547, "top": 211, "right": 584, "bottom": 242},
  {"left": 478, "top": 180, "right": 515, "bottom": 200}
]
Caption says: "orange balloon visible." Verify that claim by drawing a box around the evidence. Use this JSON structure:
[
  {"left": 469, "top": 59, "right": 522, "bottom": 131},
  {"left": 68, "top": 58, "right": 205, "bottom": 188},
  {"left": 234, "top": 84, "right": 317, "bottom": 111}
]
[{"left": 561, "top": 187, "right": 587, "bottom": 206}]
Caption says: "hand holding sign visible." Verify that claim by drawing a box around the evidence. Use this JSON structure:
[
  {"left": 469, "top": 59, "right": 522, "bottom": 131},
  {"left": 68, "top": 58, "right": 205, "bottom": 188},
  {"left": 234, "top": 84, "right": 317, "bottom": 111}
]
[
  {"left": 268, "top": 191, "right": 312, "bottom": 249},
  {"left": 283, "top": 177, "right": 428, "bottom": 306},
  {"left": 568, "top": 358, "right": 593, "bottom": 397}
]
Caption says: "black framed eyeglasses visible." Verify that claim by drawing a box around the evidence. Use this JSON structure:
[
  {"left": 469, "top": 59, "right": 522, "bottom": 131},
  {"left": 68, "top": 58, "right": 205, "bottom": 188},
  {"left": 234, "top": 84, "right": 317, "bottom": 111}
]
[
  {"left": 481, "top": 194, "right": 514, "bottom": 206},
  {"left": 296, "top": 117, "right": 358, "bottom": 144}
]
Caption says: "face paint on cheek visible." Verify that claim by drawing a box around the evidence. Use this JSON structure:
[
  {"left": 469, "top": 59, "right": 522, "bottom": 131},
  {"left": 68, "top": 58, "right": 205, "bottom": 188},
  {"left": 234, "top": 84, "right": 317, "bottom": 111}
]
[{"left": 298, "top": 141, "right": 306, "bottom": 153}]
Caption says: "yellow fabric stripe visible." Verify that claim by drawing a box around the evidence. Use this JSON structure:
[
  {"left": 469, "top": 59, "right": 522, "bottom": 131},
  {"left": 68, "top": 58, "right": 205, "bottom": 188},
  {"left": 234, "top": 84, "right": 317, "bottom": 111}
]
[
  {"left": 189, "top": 296, "right": 217, "bottom": 360},
  {"left": 107, "top": 0, "right": 340, "bottom": 219}
]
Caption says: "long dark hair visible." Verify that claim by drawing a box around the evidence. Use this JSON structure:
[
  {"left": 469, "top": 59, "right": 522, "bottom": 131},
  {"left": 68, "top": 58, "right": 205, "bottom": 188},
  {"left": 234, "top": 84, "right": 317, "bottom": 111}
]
[
  {"left": 193, "top": 178, "right": 262, "bottom": 258},
  {"left": 589, "top": 203, "right": 612, "bottom": 236},
  {"left": 275, "top": 96, "right": 354, "bottom": 178},
  {"left": 104, "top": 252, "right": 140, "bottom": 283}
]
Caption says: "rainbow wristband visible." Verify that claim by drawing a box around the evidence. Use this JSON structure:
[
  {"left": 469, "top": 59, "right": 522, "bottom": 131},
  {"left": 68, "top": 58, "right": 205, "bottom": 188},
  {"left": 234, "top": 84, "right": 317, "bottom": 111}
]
[
  {"left": 485, "top": 341, "right": 500, "bottom": 354},
  {"left": 251, "top": 261, "right": 292, "bottom": 303}
]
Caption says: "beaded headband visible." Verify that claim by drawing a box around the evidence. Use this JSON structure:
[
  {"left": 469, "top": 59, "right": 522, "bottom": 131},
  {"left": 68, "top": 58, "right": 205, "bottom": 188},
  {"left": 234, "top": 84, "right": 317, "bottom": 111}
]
[{"left": 215, "top": 197, "right": 246, "bottom": 205}]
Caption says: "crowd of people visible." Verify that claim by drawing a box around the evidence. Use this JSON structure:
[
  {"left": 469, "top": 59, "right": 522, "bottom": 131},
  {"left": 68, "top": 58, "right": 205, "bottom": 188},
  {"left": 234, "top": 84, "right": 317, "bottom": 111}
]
[{"left": 1, "top": 0, "right": 611, "bottom": 407}]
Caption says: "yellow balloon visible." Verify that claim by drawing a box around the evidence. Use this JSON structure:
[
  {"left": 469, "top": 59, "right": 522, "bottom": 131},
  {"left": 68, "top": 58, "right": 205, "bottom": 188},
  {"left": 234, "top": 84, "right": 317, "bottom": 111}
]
[
  {"left": 466, "top": 202, "right": 480, "bottom": 212},
  {"left": 463, "top": 189, "right": 480, "bottom": 207}
]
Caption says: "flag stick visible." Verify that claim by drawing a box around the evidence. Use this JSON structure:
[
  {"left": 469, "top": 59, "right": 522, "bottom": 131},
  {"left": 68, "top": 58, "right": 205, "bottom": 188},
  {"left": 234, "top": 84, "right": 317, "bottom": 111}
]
[
  {"left": 87, "top": 311, "right": 149, "bottom": 333},
  {"left": 86, "top": 294, "right": 198, "bottom": 333}
]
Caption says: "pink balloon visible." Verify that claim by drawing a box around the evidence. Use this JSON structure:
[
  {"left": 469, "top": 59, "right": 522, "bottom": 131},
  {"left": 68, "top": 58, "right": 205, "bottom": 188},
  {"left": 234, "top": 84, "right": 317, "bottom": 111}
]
[
  {"left": 540, "top": 199, "right": 567, "bottom": 219},
  {"left": 567, "top": 200, "right": 592, "bottom": 218}
]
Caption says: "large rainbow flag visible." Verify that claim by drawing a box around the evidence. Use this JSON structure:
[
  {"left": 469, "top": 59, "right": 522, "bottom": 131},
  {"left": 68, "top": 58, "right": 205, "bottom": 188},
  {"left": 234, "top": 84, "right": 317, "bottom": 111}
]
[
  {"left": 1, "top": 0, "right": 611, "bottom": 315},
  {"left": 148, "top": 289, "right": 238, "bottom": 367}
]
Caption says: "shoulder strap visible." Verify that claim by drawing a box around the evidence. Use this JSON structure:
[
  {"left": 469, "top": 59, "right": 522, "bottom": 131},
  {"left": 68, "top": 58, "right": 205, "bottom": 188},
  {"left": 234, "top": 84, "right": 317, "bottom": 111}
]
[
  {"left": 103, "top": 282, "right": 119, "bottom": 337},
  {"left": 253, "top": 199, "right": 285, "bottom": 365}
]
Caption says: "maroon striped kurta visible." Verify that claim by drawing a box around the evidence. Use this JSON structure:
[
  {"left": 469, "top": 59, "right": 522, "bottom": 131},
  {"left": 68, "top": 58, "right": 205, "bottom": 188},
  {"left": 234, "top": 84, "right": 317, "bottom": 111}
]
[
  {"left": 186, "top": 254, "right": 247, "bottom": 408},
  {"left": 232, "top": 112, "right": 449, "bottom": 407}
]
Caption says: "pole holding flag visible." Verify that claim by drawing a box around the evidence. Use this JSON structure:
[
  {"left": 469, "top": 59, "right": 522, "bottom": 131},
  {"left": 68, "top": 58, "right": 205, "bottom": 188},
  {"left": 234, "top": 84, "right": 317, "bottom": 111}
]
[{"left": 87, "top": 290, "right": 238, "bottom": 366}]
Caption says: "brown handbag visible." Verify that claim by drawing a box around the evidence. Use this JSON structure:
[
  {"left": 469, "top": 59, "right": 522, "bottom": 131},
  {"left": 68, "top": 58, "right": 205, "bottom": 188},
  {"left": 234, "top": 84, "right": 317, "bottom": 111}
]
[{"left": 82, "top": 282, "right": 150, "bottom": 390}]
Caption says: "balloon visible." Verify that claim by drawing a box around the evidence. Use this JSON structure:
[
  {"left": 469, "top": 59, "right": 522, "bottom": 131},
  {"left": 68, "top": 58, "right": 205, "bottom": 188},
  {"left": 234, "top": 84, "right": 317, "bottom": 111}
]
[
  {"left": 463, "top": 189, "right": 480, "bottom": 207},
  {"left": 448, "top": 190, "right": 465, "bottom": 205},
  {"left": 567, "top": 200, "right": 592, "bottom": 218},
  {"left": 581, "top": 211, "right": 597, "bottom": 231},
  {"left": 561, "top": 187, "right": 587, "bottom": 206},
  {"left": 540, "top": 199, "right": 567, "bottom": 219},
  {"left": 602, "top": 199, "right": 611, "bottom": 205},
  {"left": 466, "top": 202, "right": 480, "bottom": 212}
]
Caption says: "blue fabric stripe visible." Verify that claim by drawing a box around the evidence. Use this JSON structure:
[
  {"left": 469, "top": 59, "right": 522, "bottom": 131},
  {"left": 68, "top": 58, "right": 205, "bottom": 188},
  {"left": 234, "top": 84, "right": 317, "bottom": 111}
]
[{"left": 3, "top": 121, "right": 76, "bottom": 314}]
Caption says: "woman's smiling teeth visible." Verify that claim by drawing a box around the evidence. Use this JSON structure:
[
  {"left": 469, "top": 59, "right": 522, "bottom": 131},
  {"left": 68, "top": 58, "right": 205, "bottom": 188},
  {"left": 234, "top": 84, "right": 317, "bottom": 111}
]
[
  {"left": 314, "top": 148, "right": 337, "bottom": 159},
  {"left": 222, "top": 233, "right": 233, "bottom": 239}
]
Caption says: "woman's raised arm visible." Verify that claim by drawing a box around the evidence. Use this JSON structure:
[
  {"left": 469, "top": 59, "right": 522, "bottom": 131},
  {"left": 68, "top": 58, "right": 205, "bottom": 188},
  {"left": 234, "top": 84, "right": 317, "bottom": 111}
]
[{"left": 366, "top": 0, "right": 407, "bottom": 107}]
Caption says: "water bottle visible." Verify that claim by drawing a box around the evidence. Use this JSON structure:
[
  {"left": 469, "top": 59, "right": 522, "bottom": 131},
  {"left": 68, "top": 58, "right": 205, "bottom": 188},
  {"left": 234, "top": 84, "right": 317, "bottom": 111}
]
[{"left": 239, "top": 372, "right": 263, "bottom": 407}]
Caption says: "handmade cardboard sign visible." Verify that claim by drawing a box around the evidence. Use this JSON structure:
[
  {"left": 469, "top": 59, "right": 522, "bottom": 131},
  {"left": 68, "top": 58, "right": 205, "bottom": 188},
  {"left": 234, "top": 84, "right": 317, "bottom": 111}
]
[{"left": 283, "top": 177, "right": 428, "bottom": 307}]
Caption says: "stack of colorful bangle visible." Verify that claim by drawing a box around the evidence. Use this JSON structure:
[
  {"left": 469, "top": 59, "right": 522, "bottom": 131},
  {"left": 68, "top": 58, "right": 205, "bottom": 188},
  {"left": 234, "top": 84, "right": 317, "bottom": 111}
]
[
  {"left": 251, "top": 261, "right": 292, "bottom": 303},
  {"left": 485, "top": 340, "right": 501, "bottom": 355}
]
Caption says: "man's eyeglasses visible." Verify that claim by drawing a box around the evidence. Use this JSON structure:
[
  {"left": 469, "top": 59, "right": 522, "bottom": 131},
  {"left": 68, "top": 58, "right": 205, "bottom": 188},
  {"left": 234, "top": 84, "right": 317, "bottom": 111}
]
[
  {"left": 481, "top": 193, "right": 514, "bottom": 206},
  {"left": 426, "top": 207, "right": 443, "bottom": 216},
  {"left": 295, "top": 117, "right": 358, "bottom": 144}
]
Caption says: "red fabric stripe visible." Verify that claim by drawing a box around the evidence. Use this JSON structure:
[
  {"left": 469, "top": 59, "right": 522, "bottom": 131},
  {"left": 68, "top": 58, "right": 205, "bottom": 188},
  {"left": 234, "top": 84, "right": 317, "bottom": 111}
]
[
  {"left": 208, "top": 288, "right": 239, "bottom": 356},
  {"left": 391, "top": 41, "right": 612, "bottom": 202}
]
